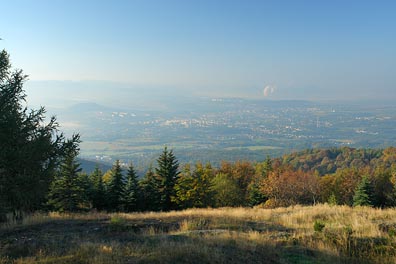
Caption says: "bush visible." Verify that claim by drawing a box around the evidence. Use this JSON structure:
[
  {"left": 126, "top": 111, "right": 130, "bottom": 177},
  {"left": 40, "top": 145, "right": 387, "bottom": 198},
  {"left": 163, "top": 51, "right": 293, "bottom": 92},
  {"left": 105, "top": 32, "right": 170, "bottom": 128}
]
[
  {"left": 109, "top": 216, "right": 126, "bottom": 231},
  {"left": 328, "top": 193, "right": 338, "bottom": 206},
  {"left": 314, "top": 220, "right": 325, "bottom": 232},
  {"left": 261, "top": 198, "right": 288, "bottom": 209}
]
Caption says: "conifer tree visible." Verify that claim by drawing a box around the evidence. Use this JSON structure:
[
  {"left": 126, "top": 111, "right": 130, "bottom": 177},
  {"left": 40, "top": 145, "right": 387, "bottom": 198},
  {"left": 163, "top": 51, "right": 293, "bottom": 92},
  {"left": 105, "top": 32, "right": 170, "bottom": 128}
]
[
  {"left": 47, "top": 152, "right": 85, "bottom": 212},
  {"left": 353, "top": 176, "right": 373, "bottom": 207},
  {"left": 90, "top": 166, "right": 106, "bottom": 210},
  {"left": 155, "top": 147, "right": 180, "bottom": 211},
  {"left": 123, "top": 163, "right": 140, "bottom": 212},
  {"left": 247, "top": 182, "right": 267, "bottom": 207},
  {"left": 0, "top": 49, "right": 80, "bottom": 220},
  {"left": 106, "top": 160, "right": 125, "bottom": 211},
  {"left": 248, "top": 157, "right": 272, "bottom": 206},
  {"left": 77, "top": 172, "right": 92, "bottom": 210},
  {"left": 139, "top": 165, "right": 161, "bottom": 211}
]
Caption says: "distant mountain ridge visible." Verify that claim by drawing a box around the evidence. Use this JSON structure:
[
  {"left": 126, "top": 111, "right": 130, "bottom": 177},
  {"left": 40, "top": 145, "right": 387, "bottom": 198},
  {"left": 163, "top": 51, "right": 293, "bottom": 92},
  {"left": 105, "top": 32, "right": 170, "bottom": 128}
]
[
  {"left": 66, "top": 102, "right": 119, "bottom": 113},
  {"left": 77, "top": 158, "right": 112, "bottom": 174}
]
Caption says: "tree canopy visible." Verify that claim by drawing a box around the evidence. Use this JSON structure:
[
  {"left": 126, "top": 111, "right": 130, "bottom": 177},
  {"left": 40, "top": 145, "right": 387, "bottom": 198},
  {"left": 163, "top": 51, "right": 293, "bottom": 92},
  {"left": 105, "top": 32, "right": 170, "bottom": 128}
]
[
  {"left": 47, "top": 151, "right": 85, "bottom": 212},
  {"left": 0, "top": 50, "right": 79, "bottom": 220},
  {"left": 156, "top": 147, "right": 180, "bottom": 211}
]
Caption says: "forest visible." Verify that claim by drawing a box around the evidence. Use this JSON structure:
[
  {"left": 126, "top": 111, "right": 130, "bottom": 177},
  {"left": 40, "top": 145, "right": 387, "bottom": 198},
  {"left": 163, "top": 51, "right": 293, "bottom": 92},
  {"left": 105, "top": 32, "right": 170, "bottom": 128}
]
[
  {"left": 42, "top": 146, "right": 396, "bottom": 213},
  {"left": 1, "top": 49, "right": 396, "bottom": 221}
]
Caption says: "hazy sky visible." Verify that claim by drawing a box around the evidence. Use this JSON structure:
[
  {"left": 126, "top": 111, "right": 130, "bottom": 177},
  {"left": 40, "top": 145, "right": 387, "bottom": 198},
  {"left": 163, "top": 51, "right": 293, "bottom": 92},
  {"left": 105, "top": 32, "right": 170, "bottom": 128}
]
[{"left": 1, "top": 0, "right": 395, "bottom": 100}]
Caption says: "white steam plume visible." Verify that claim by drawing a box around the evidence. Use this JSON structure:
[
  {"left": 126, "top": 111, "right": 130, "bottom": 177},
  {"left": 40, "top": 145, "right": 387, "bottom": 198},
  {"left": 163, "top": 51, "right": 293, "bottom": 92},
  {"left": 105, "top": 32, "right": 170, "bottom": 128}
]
[{"left": 263, "top": 85, "right": 276, "bottom": 97}]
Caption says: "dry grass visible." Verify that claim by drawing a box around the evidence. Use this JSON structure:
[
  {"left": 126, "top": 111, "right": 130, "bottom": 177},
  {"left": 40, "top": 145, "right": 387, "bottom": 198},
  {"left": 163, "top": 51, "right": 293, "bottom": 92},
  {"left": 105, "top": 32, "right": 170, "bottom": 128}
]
[
  {"left": 0, "top": 211, "right": 110, "bottom": 231},
  {"left": 1, "top": 205, "right": 396, "bottom": 263}
]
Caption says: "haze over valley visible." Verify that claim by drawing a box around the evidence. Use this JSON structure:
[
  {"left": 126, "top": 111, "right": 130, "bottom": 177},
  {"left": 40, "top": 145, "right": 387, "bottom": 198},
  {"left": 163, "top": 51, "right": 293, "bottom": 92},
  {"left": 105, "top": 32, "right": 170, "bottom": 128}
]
[{"left": 25, "top": 82, "right": 396, "bottom": 171}]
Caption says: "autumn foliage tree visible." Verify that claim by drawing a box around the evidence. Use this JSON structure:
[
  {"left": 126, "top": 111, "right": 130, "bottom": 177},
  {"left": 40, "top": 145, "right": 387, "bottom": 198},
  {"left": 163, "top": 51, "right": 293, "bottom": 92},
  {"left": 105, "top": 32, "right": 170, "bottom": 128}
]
[
  {"left": 261, "top": 169, "right": 319, "bottom": 207},
  {"left": 331, "top": 168, "right": 363, "bottom": 206},
  {"left": 174, "top": 162, "right": 214, "bottom": 208},
  {"left": 217, "top": 161, "right": 255, "bottom": 206}
]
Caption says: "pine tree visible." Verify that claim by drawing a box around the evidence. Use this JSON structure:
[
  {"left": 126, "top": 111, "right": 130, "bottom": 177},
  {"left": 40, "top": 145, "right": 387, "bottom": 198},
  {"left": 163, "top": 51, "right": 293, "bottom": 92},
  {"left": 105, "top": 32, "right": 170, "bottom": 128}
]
[
  {"left": 353, "top": 176, "right": 373, "bottom": 207},
  {"left": 77, "top": 172, "right": 92, "bottom": 210},
  {"left": 90, "top": 166, "right": 106, "bottom": 210},
  {"left": 155, "top": 147, "right": 180, "bottom": 211},
  {"left": 248, "top": 157, "right": 272, "bottom": 207},
  {"left": 123, "top": 163, "right": 140, "bottom": 212},
  {"left": 106, "top": 160, "right": 125, "bottom": 211},
  {"left": 139, "top": 165, "right": 161, "bottom": 211},
  {"left": 247, "top": 182, "right": 267, "bottom": 207},
  {"left": 0, "top": 50, "right": 80, "bottom": 220},
  {"left": 47, "top": 152, "right": 85, "bottom": 212}
]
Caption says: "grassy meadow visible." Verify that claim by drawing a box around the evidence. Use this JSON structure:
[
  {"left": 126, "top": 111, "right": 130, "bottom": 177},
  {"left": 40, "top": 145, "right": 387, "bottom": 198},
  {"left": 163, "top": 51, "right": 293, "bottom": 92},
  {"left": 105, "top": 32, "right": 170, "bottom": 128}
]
[{"left": 1, "top": 204, "right": 396, "bottom": 263}]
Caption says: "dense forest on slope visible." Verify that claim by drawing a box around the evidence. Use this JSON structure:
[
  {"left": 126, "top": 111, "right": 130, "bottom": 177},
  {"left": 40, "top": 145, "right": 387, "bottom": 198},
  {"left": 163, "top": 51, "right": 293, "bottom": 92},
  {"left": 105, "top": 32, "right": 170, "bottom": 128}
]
[{"left": 276, "top": 147, "right": 395, "bottom": 176}]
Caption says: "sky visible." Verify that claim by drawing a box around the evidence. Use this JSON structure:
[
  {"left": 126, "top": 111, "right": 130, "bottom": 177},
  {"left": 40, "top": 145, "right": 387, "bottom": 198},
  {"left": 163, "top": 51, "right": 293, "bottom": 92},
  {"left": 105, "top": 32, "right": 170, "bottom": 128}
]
[{"left": 1, "top": 0, "right": 395, "bottom": 101}]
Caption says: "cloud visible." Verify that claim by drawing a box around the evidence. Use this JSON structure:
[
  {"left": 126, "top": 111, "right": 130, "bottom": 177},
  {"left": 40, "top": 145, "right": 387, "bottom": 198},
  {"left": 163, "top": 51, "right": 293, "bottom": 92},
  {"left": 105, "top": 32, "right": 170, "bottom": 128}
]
[{"left": 263, "top": 85, "right": 276, "bottom": 97}]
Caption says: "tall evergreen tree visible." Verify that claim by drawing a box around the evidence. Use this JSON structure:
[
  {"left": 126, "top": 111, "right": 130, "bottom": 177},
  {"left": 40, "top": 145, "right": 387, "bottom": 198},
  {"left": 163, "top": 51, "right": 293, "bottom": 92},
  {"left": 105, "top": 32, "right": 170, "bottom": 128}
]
[
  {"left": 106, "top": 160, "right": 125, "bottom": 211},
  {"left": 47, "top": 152, "right": 85, "bottom": 212},
  {"left": 353, "top": 175, "right": 373, "bottom": 207},
  {"left": 0, "top": 50, "right": 80, "bottom": 220},
  {"left": 77, "top": 172, "right": 93, "bottom": 210},
  {"left": 247, "top": 182, "right": 267, "bottom": 207},
  {"left": 139, "top": 165, "right": 161, "bottom": 211},
  {"left": 156, "top": 147, "right": 180, "bottom": 211},
  {"left": 90, "top": 166, "right": 106, "bottom": 210},
  {"left": 123, "top": 163, "right": 140, "bottom": 212},
  {"left": 248, "top": 157, "right": 272, "bottom": 206}
]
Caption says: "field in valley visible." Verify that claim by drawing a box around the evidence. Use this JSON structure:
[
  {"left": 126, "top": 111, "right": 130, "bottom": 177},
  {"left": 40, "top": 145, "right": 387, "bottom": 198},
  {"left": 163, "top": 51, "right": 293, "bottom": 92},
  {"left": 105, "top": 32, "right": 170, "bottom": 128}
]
[{"left": 1, "top": 204, "right": 396, "bottom": 264}]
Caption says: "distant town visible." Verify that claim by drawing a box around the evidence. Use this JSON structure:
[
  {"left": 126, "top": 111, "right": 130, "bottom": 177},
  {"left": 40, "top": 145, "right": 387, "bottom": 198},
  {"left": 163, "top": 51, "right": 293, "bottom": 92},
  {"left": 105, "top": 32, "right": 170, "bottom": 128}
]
[{"left": 50, "top": 98, "right": 396, "bottom": 168}]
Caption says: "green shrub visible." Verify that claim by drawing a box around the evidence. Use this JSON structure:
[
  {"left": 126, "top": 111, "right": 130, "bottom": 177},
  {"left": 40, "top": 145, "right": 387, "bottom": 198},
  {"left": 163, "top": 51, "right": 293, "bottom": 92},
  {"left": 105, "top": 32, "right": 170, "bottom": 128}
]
[
  {"left": 328, "top": 193, "right": 338, "bottom": 206},
  {"left": 110, "top": 216, "right": 125, "bottom": 225},
  {"left": 109, "top": 216, "right": 126, "bottom": 231},
  {"left": 314, "top": 220, "right": 325, "bottom": 232}
]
